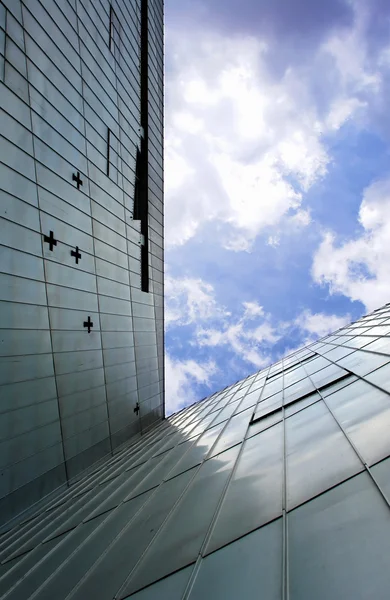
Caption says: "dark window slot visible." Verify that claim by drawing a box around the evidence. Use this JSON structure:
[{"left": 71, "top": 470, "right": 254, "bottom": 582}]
[
  {"left": 139, "top": 0, "right": 149, "bottom": 292},
  {"left": 106, "top": 127, "right": 111, "bottom": 177},
  {"left": 250, "top": 373, "right": 352, "bottom": 425},
  {"left": 250, "top": 406, "right": 282, "bottom": 425}
]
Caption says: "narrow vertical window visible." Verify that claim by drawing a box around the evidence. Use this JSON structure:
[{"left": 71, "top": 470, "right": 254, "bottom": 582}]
[
  {"left": 133, "top": 147, "right": 141, "bottom": 220},
  {"left": 109, "top": 4, "right": 121, "bottom": 58},
  {"left": 109, "top": 5, "right": 114, "bottom": 52},
  {"left": 139, "top": 0, "right": 149, "bottom": 293},
  {"left": 0, "top": 8, "right": 7, "bottom": 83},
  {"left": 106, "top": 127, "right": 111, "bottom": 177}
]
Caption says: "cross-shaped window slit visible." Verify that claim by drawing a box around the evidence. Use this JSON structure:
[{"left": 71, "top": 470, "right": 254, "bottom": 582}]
[
  {"left": 44, "top": 231, "right": 57, "bottom": 251},
  {"left": 72, "top": 171, "right": 83, "bottom": 189},
  {"left": 71, "top": 246, "right": 82, "bottom": 264},
  {"left": 83, "top": 316, "right": 93, "bottom": 333}
]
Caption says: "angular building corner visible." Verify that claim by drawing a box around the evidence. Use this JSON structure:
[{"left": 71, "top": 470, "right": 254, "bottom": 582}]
[
  {"left": 0, "top": 0, "right": 164, "bottom": 525},
  {"left": 2, "top": 298, "right": 390, "bottom": 597}
]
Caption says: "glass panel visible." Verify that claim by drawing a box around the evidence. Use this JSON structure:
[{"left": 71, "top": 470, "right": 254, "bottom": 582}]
[
  {"left": 166, "top": 423, "right": 224, "bottom": 479},
  {"left": 363, "top": 337, "right": 390, "bottom": 355},
  {"left": 303, "top": 356, "right": 330, "bottom": 375},
  {"left": 289, "top": 472, "right": 390, "bottom": 600},
  {"left": 338, "top": 351, "right": 390, "bottom": 376},
  {"left": 344, "top": 335, "right": 376, "bottom": 349},
  {"left": 321, "top": 346, "right": 354, "bottom": 361},
  {"left": 125, "top": 444, "right": 203, "bottom": 501},
  {"left": 286, "top": 401, "right": 363, "bottom": 509},
  {"left": 306, "top": 342, "right": 327, "bottom": 352},
  {"left": 210, "top": 403, "right": 238, "bottom": 426},
  {"left": 371, "top": 456, "right": 390, "bottom": 499},
  {"left": 366, "top": 363, "right": 390, "bottom": 393},
  {"left": 333, "top": 335, "right": 356, "bottom": 345},
  {"left": 284, "top": 392, "right": 321, "bottom": 417},
  {"left": 262, "top": 377, "right": 283, "bottom": 399},
  {"left": 229, "top": 388, "right": 246, "bottom": 402},
  {"left": 368, "top": 325, "right": 390, "bottom": 335},
  {"left": 127, "top": 565, "right": 194, "bottom": 600},
  {"left": 66, "top": 468, "right": 197, "bottom": 600},
  {"left": 206, "top": 423, "right": 283, "bottom": 553},
  {"left": 283, "top": 377, "right": 315, "bottom": 403},
  {"left": 0, "top": 513, "right": 109, "bottom": 599},
  {"left": 234, "top": 388, "right": 262, "bottom": 414},
  {"left": 189, "top": 519, "right": 282, "bottom": 600},
  {"left": 252, "top": 394, "right": 282, "bottom": 421},
  {"left": 122, "top": 445, "right": 241, "bottom": 597},
  {"left": 283, "top": 366, "right": 306, "bottom": 388},
  {"left": 210, "top": 408, "right": 252, "bottom": 457},
  {"left": 187, "top": 412, "right": 221, "bottom": 438},
  {"left": 319, "top": 373, "right": 356, "bottom": 397},
  {"left": 248, "top": 376, "right": 266, "bottom": 394},
  {"left": 325, "top": 379, "right": 390, "bottom": 465},
  {"left": 310, "top": 364, "right": 348, "bottom": 389},
  {"left": 246, "top": 411, "right": 282, "bottom": 439}
]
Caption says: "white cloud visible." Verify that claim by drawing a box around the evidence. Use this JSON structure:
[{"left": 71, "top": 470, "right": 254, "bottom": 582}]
[
  {"left": 325, "top": 97, "right": 366, "bottom": 131},
  {"left": 267, "top": 235, "right": 280, "bottom": 247},
  {"left": 165, "top": 354, "right": 217, "bottom": 415},
  {"left": 295, "top": 310, "right": 351, "bottom": 338},
  {"left": 165, "top": 274, "right": 280, "bottom": 368},
  {"left": 196, "top": 319, "right": 278, "bottom": 369},
  {"left": 173, "top": 111, "right": 204, "bottom": 134},
  {"left": 223, "top": 234, "right": 254, "bottom": 252},
  {"left": 242, "top": 301, "right": 264, "bottom": 319},
  {"left": 164, "top": 1, "right": 390, "bottom": 252},
  {"left": 165, "top": 274, "right": 229, "bottom": 328},
  {"left": 164, "top": 27, "right": 343, "bottom": 252},
  {"left": 323, "top": 11, "right": 381, "bottom": 96},
  {"left": 289, "top": 209, "right": 312, "bottom": 228},
  {"left": 312, "top": 176, "right": 390, "bottom": 312}
]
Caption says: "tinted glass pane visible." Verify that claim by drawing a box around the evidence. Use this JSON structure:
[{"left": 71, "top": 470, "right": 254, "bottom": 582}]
[
  {"left": 252, "top": 394, "right": 282, "bottom": 421},
  {"left": 283, "top": 367, "right": 306, "bottom": 387},
  {"left": 66, "top": 468, "right": 197, "bottom": 600},
  {"left": 284, "top": 392, "right": 321, "bottom": 417},
  {"left": 123, "top": 445, "right": 241, "bottom": 596},
  {"left": 310, "top": 364, "right": 348, "bottom": 389},
  {"left": 283, "top": 377, "right": 315, "bottom": 403},
  {"left": 303, "top": 356, "right": 330, "bottom": 375},
  {"left": 371, "top": 456, "right": 390, "bottom": 499},
  {"left": 320, "top": 374, "right": 357, "bottom": 397},
  {"left": 326, "top": 380, "right": 390, "bottom": 465},
  {"left": 128, "top": 565, "right": 194, "bottom": 600},
  {"left": 363, "top": 337, "right": 390, "bottom": 355},
  {"left": 262, "top": 377, "right": 283, "bottom": 399},
  {"left": 338, "top": 351, "right": 390, "bottom": 376},
  {"left": 321, "top": 346, "right": 354, "bottom": 361},
  {"left": 234, "top": 388, "right": 263, "bottom": 414},
  {"left": 246, "top": 411, "right": 283, "bottom": 438},
  {"left": 210, "top": 408, "right": 252, "bottom": 457},
  {"left": 286, "top": 401, "right": 363, "bottom": 509},
  {"left": 166, "top": 423, "right": 224, "bottom": 479},
  {"left": 289, "top": 472, "right": 390, "bottom": 600},
  {"left": 211, "top": 403, "right": 238, "bottom": 426},
  {"left": 190, "top": 519, "right": 282, "bottom": 600},
  {"left": 366, "top": 363, "right": 390, "bottom": 393},
  {"left": 206, "top": 423, "right": 283, "bottom": 553}
]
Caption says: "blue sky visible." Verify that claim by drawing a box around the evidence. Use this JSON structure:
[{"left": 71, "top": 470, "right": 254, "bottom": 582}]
[{"left": 163, "top": 0, "right": 390, "bottom": 414}]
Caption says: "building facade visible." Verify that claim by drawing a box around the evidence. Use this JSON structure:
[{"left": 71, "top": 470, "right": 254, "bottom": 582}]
[
  {"left": 1, "top": 304, "right": 390, "bottom": 598},
  {"left": 0, "top": 0, "right": 164, "bottom": 525}
]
